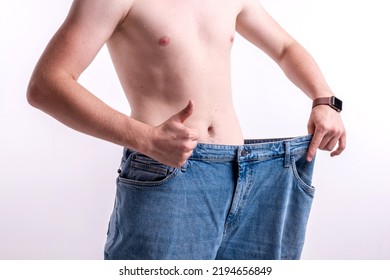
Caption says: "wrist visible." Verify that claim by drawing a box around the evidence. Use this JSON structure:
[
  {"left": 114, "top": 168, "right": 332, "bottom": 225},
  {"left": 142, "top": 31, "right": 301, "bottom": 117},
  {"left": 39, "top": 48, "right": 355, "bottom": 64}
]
[
  {"left": 122, "top": 117, "right": 154, "bottom": 153},
  {"left": 312, "top": 96, "right": 343, "bottom": 112}
]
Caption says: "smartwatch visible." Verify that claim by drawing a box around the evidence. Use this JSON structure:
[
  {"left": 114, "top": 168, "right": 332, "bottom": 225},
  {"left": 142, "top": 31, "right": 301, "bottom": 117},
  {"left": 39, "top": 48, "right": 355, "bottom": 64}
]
[{"left": 312, "top": 96, "right": 343, "bottom": 112}]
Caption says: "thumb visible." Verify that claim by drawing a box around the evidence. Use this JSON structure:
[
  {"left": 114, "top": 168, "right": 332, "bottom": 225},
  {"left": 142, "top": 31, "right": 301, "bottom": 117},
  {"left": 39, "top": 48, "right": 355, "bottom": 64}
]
[{"left": 172, "top": 100, "right": 194, "bottom": 123}]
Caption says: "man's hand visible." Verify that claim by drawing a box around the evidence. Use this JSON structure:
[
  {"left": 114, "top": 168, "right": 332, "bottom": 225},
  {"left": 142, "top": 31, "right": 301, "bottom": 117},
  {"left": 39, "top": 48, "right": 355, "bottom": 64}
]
[
  {"left": 306, "top": 105, "right": 346, "bottom": 161},
  {"left": 148, "top": 100, "right": 199, "bottom": 168}
]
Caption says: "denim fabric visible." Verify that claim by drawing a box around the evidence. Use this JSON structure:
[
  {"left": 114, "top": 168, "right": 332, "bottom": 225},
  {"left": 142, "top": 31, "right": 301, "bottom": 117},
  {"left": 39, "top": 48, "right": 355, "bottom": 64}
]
[{"left": 104, "top": 135, "right": 316, "bottom": 260}]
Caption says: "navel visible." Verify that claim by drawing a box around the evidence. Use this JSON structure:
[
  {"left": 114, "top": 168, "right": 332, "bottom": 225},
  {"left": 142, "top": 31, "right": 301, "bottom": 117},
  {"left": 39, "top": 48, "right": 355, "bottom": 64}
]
[
  {"left": 158, "top": 36, "right": 170, "bottom": 47},
  {"left": 207, "top": 125, "right": 216, "bottom": 137}
]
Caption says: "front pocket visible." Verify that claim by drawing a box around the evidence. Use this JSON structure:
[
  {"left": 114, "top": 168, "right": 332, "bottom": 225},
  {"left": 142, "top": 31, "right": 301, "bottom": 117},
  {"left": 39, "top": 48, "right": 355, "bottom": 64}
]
[
  {"left": 291, "top": 153, "right": 316, "bottom": 196},
  {"left": 118, "top": 151, "right": 179, "bottom": 187}
]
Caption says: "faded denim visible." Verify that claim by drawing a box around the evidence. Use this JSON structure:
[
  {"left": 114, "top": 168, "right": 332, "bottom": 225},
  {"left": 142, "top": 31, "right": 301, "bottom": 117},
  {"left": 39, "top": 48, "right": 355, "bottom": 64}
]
[{"left": 104, "top": 135, "right": 316, "bottom": 260}]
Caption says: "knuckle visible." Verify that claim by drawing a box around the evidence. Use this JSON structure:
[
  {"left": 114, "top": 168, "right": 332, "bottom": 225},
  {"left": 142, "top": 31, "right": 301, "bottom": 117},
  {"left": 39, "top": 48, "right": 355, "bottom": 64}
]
[
  {"left": 183, "top": 145, "right": 192, "bottom": 152},
  {"left": 183, "top": 140, "right": 196, "bottom": 151},
  {"left": 182, "top": 130, "right": 192, "bottom": 139},
  {"left": 327, "top": 127, "right": 337, "bottom": 135},
  {"left": 310, "top": 137, "right": 322, "bottom": 147},
  {"left": 325, "top": 146, "right": 334, "bottom": 151},
  {"left": 339, "top": 142, "right": 346, "bottom": 150},
  {"left": 179, "top": 142, "right": 191, "bottom": 151},
  {"left": 318, "top": 144, "right": 327, "bottom": 151},
  {"left": 315, "top": 123, "right": 327, "bottom": 132},
  {"left": 325, "top": 125, "right": 336, "bottom": 133}
]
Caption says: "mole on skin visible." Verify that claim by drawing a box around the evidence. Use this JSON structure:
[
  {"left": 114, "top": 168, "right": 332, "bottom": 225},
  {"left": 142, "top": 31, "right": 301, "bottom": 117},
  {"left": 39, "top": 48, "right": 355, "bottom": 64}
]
[{"left": 158, "top": 36, "right": 170, "bottom": 46}]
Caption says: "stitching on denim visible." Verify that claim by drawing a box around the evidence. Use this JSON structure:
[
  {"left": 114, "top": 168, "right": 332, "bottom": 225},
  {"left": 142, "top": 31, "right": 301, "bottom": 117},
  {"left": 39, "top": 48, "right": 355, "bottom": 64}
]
[
  {"left": 291, "top": 155, "right": 315, "bottom": 196},
  {"left": 117, "top": 168, "right": 180, "bottom": 188}
]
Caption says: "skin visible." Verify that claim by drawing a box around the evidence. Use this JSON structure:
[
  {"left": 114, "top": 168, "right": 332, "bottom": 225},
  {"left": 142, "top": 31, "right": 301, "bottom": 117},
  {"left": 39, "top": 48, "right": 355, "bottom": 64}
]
[{"left": 27, "top": 0, "right": 346, "bottom": 168}]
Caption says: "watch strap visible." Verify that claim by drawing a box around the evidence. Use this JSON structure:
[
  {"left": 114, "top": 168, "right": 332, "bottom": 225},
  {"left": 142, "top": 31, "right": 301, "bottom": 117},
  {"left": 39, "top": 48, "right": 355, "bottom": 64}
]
[
  {"left": 312, "top": 97, "right": 332, "bottom": 108},
  {"left": 312, "top": 96, "right": 342, "bottom": 112}
]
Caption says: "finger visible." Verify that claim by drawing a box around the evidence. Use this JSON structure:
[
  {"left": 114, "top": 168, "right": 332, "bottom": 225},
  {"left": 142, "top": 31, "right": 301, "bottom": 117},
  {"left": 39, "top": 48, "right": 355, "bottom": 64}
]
[
  {"left": 188, "top": 129, "right": 199, "bottom": 141},
  {"left": 322, "top": 136, "right": 339, "bottom": 151},
  {"left": 186, "top": 139, "right": 198, "bottom": 151},
  {"left": 172, "top": 100, "right": 194, "bottom": 123},
  {"left": 318, "top": 132, "right": 340, "bottom": 151},
  {"left": 317, "top": 133, "right": 332, "bottom": 150},
  {"left": 177, "top": 129, "right": 199, "bottom": 141},
  {"left": 307, "top": 121, "right": 315, "bottom": 135},
  {"left": 307, "top": 130, "right": 326, "bottom": 162},
  {"left": 331, "top": 133, "right": 346, "bottom": 157}
]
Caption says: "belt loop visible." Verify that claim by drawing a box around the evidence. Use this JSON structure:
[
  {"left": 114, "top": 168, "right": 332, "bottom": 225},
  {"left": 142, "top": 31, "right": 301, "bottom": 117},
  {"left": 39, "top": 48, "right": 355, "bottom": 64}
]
[{"left": 284, "top": 141, "right": 291, "bottom": 168}]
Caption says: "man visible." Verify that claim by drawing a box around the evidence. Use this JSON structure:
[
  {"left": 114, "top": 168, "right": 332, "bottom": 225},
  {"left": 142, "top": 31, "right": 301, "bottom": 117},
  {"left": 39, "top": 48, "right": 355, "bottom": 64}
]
[{"left": 27, "top": 0, "right": 345, "bottom": 259}]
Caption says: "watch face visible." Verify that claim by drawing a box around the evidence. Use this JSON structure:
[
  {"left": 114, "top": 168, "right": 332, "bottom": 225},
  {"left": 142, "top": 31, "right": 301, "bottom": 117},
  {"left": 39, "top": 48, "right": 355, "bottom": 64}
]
[{"left": 332, "top": 96, "right": 343, "bottom": 111}]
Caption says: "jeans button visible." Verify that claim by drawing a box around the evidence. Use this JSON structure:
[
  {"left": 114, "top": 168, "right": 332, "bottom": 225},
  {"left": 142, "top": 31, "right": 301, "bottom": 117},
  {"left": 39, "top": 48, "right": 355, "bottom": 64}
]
[{"left": 241, "top": 149, "right": 249, "bottom": 156}]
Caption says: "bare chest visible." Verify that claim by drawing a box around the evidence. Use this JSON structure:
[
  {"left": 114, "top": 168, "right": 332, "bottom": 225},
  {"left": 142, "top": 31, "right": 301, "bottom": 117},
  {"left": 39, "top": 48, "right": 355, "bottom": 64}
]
[{"left": 119, "top": 0, "right": 241, "bottom": 48}]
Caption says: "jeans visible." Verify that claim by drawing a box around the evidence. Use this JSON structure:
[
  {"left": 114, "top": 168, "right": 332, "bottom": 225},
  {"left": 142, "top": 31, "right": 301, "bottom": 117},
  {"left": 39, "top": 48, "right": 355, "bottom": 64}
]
[{"left": 104, "top": 135, "right": 316, "bottom": 260}]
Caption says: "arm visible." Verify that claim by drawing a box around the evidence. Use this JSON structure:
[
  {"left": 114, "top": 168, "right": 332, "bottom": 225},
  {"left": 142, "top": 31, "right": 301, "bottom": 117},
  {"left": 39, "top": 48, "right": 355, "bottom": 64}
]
[
  {"left": 27, "top": 0, "right": 146, "bottom": 149},
  {"left": 27, "top": 0, "right": 197, "bottom": 167},
  {"left": 236, "top": 0, "right": 346, "bottom": 160}
]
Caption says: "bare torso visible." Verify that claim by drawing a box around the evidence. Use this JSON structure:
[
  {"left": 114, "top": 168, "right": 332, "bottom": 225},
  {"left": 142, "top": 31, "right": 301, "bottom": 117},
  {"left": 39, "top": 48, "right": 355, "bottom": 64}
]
[
  {"left": 107, "top": 0, "right": 244, "bottom": 144},
  {"left": 27, "top": 0, "right": 345, "bottom": 166}
]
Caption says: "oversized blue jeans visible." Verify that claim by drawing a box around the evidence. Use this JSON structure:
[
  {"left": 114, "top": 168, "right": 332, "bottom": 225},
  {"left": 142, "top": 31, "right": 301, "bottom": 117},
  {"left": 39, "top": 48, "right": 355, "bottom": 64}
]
[{"left": 104, "top": 135, "right": 316, "bottom": 260}]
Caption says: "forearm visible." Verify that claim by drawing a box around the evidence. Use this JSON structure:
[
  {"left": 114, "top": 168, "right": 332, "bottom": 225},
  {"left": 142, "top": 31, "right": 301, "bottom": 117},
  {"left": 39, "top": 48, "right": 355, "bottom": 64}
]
[
  {"left": 278, "top": 41, "right": 333, "bottom": 100},
  {"left": 27, "top": 72, "right": 151, "bottom": 152}
]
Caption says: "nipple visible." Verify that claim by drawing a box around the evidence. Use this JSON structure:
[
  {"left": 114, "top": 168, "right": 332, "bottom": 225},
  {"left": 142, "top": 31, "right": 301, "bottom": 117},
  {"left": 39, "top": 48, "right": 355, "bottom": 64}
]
[
  {"left": 230, "top": 35, "right": 235, "bottom": 43},
  {"left": 158, "top": 36, "right": 170, "bottom": 47}
]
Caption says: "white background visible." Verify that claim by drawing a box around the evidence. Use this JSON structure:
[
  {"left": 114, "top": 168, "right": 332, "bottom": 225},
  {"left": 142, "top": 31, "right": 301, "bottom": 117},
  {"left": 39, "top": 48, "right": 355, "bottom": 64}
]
[{"left": 1, "top": 0, "right": 389, "bottom": 259}]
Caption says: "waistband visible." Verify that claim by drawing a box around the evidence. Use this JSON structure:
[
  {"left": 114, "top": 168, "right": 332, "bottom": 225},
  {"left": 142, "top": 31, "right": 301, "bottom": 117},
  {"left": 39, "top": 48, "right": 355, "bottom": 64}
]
[{"left": 190, "top": 135, "right": 312, "bottom": 162}]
